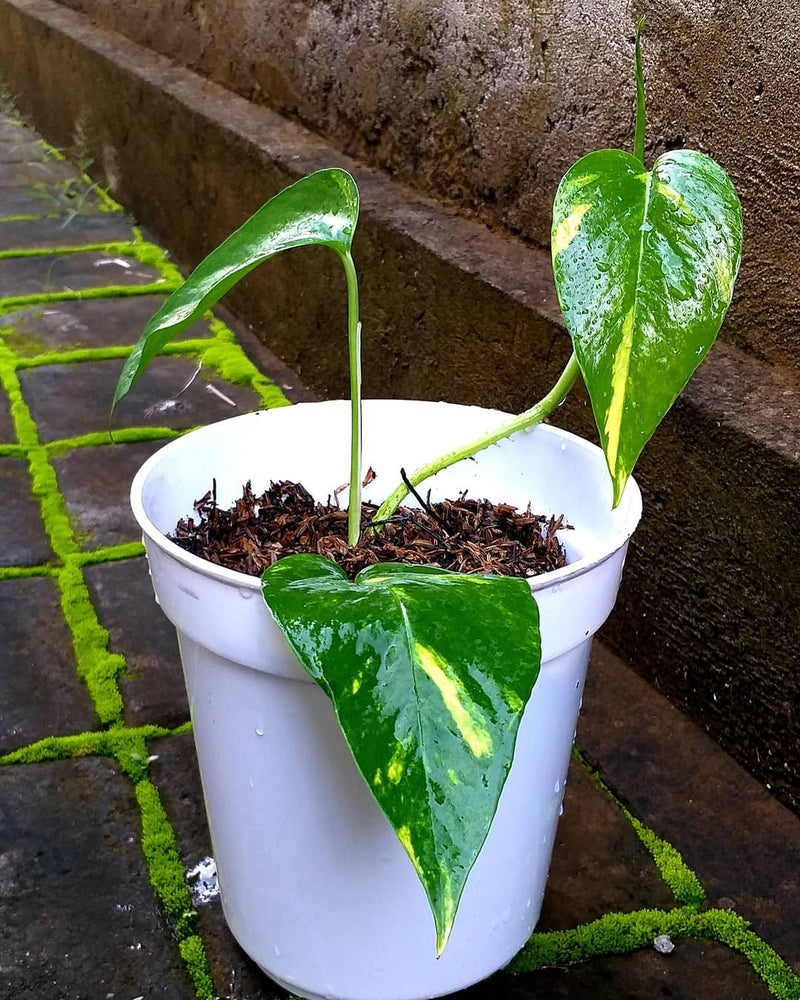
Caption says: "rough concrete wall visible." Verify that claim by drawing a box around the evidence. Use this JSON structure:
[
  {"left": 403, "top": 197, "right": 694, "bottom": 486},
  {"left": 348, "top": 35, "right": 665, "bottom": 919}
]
[{"left": 54, "top": 0, "right": 799, "bottom": 370}]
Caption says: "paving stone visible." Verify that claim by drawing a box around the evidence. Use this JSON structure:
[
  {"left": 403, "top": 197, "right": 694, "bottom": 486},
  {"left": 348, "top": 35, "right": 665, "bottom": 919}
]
[
  {"left": 0, "top": 294, "right": 213, "bottom": 354},
  {"left": 0, "top": 250, "right": 165, "bottom": 298},
  {"left": 0, "top": 457, "right": 53, "bottom": 565},
  {"left": 85, "top": 558, "right": 188, "bottom": 728},
  {"left": 20, "top": 356, "right": 261, "bottom": 442},
  {"left": 0, "top": 211, "right": 136, "bottom": 251},
  {"left": 0, "top": 183, "right": 108, "bottom": 219},
  {"left": 580, "top": 642, "right": 800, "bottom": 975},
  {"left": 0, "top": 386, "right": 14, "bottom": 442},
  {"left": 0, "top": 577, "right": 96, "bottom": 754},
  {"left": 538, "top": 759, "right": 674, "bottom": 931},
  {"left": 0, "top": 157, "right": 80, "bottom": 188},
  {"left": 0, "top": 139, "right": 46, "bottom": 163},
  {"left": 0, "top": 756, "right": 194, "bottom": 999},
  {"left": 149, "top": 733, "right": 289, "bottom": 1000},
  {"left": 54, "top": 440, "right": 170, "bottom": 549},
  {"left": 463, "top": 940, "right": 773, "bottom": 998}
]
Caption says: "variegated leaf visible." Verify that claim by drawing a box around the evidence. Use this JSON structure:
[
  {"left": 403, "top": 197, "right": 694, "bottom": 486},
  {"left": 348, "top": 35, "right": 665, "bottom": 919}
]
[
  {"left": 261, "top": 554, "right": 542, "bottom": 954},
  {"left": 112, "top": 168, "right": 359, "bottom": 411},
  {"left": 552, "top": 148, "right": 742, "bottom": 504}
]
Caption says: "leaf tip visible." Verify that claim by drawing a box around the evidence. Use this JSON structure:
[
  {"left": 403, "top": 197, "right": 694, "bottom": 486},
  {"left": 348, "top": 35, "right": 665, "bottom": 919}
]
[
  {"left": 435, "top": 922, "right": 453, "bottom": 959},
  {"left": 611, "top": 468, "right": 628, "bottom": 509}
]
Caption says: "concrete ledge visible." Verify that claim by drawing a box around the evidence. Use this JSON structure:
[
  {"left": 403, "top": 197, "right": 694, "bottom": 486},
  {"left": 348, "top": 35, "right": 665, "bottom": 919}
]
[{"left": 1, "top": 0, "right": 798, "bottom": 814}]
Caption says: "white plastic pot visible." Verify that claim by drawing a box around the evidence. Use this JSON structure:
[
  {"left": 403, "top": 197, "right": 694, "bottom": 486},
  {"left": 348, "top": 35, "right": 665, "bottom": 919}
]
[{"left": 131, "top": 399, "right": 641, "bottom": 1000}]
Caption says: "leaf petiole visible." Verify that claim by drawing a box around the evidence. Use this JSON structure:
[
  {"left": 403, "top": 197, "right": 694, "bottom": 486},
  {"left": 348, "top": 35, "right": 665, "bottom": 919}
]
[
  {"left": 338, "top": 249, "right": 363, "bottom": 546},
  {"left": 373, "top": 353, "right": 581, "bottom": 523}
]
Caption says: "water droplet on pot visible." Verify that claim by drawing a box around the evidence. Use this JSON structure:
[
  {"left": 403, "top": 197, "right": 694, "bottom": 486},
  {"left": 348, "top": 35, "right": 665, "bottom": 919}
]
[
  {"left": 553, "top": 780, "right": 560, "bottom": 793},
  {"left": 560, "top": 441, "right": 567, "bottom": 451},
  {"left": 255, "top": 727, "right": 264, "bottom": 737},
  {"left": 559, "top": 804, "right": 564, "bottom": 816},
  {"left": 273, "top": 944, "right": 282, "bottom": 957}
]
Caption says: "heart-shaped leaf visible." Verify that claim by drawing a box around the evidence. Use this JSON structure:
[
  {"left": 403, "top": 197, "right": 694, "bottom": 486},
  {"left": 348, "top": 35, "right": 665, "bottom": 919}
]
[
  {"left": 552, "top": 147, "right": 742, "bottom": 504},
  {"left": 112, "top": 168, "right": 359, "bottom": 410},
  {"left": 261, "top": 554, "right": 542, "bottom": 954}
]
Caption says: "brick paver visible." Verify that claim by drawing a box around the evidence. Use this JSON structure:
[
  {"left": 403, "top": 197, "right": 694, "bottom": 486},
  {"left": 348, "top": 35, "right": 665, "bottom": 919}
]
[{"left": 1, "top": 110, "right": 798, "bottom": 1000}]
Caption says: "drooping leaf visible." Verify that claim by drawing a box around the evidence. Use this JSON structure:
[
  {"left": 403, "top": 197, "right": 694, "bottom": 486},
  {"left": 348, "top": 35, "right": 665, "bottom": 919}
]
[
  {"left": 112, "top": 168, "right": 359, "bottom": 410},
  {"left": 552, "top": 147, "right": 742, "bottom": 504},
  {"left": 261, "top": 554, "right": 542, "bottom": 954}
]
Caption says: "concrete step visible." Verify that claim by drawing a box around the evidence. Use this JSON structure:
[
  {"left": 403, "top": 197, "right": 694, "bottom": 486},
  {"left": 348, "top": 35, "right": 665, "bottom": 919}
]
[{"left": 0, "top": 0, "right": 797, "bottom": 817}]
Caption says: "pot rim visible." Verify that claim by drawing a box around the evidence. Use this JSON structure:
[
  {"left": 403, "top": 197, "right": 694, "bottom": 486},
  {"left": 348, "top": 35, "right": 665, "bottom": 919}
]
[{"left": 131, "top": 399, "right": 642, "bottom": 594}]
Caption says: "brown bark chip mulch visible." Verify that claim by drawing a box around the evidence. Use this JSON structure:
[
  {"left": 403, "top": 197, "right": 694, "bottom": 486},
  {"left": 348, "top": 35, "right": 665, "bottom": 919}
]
[{"left": 171, "top": 479, "right": 570, "bottom": 579}]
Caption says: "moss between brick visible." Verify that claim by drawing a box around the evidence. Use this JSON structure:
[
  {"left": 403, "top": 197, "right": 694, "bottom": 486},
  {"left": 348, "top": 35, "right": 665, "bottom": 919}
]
[
  {"left": 572, "top": 748, "right": 706, "bottom": 907},
  {"left": 135, "top": 777, "right": 197, "bottom": 936},
  {"left": 0, "top": 723, "right": 189, "bottom": 770},
  {"left": 76, "top": 541, "right": 146, "bottom": 566},
  {"left": 0, "top": 563, "right": 58, "bottom": 579},
  {"left": 512, "top": 907, "right": 800, "bottom": 1000},
  {"left": 59, "top": 559, "right": 126, "bottom": 725}
]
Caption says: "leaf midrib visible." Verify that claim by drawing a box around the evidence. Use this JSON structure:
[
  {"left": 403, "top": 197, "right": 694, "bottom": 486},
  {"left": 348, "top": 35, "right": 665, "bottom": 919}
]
[
  {"left": 395, "top": 593, "right": 440, "bottom": 861},
  {"left": 604, "top": 167, "right": 654, "bottom": 475}
]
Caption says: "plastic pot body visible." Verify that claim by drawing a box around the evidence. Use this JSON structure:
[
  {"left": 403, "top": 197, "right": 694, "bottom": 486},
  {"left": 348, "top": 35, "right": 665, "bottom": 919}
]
[{"left": 131, "top": 400, "right": 641, "bottom": 1000}]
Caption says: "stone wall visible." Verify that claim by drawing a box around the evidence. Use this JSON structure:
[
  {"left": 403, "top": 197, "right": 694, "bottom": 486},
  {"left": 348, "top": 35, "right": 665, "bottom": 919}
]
[{"left": 54, "top": 0, "right": 800, "bottom": 370}]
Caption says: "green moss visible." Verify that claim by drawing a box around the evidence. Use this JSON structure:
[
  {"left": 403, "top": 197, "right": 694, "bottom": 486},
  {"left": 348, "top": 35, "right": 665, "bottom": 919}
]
[
  {"left": 511, "top": 905, "right": 800, "bottom": 998},
  {"left": 76, "top": 541, "right": 146, "bottom": 566},
  {"left": 0, "top": 212, "right": 60, "bottom": 223},
  {"left": 510, "top": 906, "right": 698, "bottom": 971},
  {"left": 204, "top": 318, "right": 291, "bottom": 409},
  {"left": 0, "top": 243, "right": 137, "bottom": 260},
  {"left": 16, "top": 344, "right": 147, "bottom": 368},
  {"left": 46, "top": 426, "right": 184, "bottom": 456},
  {"left": 0, "top": 283, "right": 182, "bottom": 315},
  {"left": 179, "top": 936, "right": 217, "bottom": 1000},
  {"left": 28, "top": 447, "right": 79, "bottom": 557},
  {"left": 625, "top": 812, "right": 705, "bottom": 906},
  {"left": 0, "top": 443, "right": 27, "bottom": 457},
  {"left": 698, "top": 910, "right": 800, "bottom": 999},
  {"left": 59, "top": 559, "right": 125, "bottom": 725},
  {"left": 0, "top": 563, "right": 58, "bottom": 579},
  {"left": 0, "top": 723, "right": 184, "bottom": 768},
  {"left": 572, "top": 748, "right": 705, "bottom": 906},
  {"left": 135, "top": 778, "right": 197, "bottom": 938},
  {"left": 0, "top": 348, "right": 38, "bottom": 448}
]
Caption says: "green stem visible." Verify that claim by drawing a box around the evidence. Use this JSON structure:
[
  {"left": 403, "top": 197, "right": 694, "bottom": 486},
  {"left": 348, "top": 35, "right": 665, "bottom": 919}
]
[
  {"left": 374, "top": 353, "right": 581, "bottom": 522},
  {"left": 633, "top": 17, "right": 646, "bottom": 164},
  {"left": 339, "top": 250, "right": 362, "bottom": 546}
]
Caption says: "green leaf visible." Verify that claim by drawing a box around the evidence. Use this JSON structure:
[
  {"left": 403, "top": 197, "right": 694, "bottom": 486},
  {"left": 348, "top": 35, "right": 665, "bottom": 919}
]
[
  {"left": 261, "top": 554, "right": 542, "bottom": 954},
  {"left": 112, "top": 168, "right": 359, "bottom": 410},
  {"left": 552, "top": 147, "right": 742, "bottom": 504}
]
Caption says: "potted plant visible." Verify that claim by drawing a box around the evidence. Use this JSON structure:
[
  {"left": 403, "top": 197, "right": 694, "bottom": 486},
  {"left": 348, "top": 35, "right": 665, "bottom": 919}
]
[{"left": 115, "top": 27, "right": 741, "bottom": 1000}]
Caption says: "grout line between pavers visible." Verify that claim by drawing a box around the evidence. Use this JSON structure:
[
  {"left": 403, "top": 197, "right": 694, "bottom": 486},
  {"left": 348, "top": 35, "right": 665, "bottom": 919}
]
[
  {"left": 572, "top": 746, "right": 706, "bottom": 906},
  {"left": 0, "top": 143, "right": 796, "bottom": 1000}
]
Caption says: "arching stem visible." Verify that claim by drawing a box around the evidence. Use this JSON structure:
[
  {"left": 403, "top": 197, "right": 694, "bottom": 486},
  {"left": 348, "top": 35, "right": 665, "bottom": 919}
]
[{"left": 373, "top": 353, "right": 581, "bottom": 523}]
